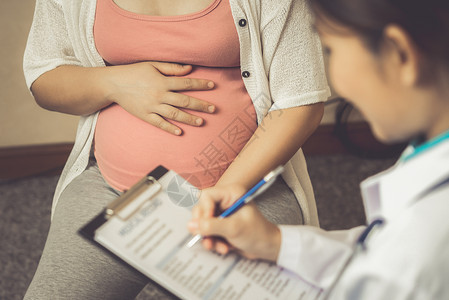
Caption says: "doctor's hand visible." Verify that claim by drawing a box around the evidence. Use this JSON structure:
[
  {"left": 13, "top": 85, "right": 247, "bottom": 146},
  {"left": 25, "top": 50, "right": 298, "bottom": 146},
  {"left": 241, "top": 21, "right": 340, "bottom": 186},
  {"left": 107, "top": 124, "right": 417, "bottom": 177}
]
[
  {"left": 188, "top": 185, "right": 281, "bottom": 262},
  {"left": 106, "top": 62, "right": 216, "bottom": 135}
]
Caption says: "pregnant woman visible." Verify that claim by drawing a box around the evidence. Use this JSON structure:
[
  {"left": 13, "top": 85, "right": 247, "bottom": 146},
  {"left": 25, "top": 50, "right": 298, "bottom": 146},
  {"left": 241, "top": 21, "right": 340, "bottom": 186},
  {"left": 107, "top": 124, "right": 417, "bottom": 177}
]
[{"left": 23, "top": 0, "right": 329, "bottom": 298}]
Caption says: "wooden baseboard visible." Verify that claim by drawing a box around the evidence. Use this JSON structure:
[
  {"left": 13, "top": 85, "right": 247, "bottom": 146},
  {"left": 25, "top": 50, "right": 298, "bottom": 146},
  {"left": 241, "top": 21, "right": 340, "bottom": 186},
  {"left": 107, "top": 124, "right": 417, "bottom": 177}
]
[
  {"left": 302, "top": 122, "right": 405, "bottom": 157},
  {"left": 0, "top": 143, "right": 73, "bottom": 180},
  {"left": 0, "top": 122, "right": 404, "bottom": 180}
]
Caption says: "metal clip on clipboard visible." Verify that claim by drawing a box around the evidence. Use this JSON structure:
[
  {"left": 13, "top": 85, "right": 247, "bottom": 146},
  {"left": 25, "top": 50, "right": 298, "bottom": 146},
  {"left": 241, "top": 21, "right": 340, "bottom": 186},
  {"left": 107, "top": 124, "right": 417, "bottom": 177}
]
[{"left": 105, "top": 175, "right": 163, "bottom": 221}]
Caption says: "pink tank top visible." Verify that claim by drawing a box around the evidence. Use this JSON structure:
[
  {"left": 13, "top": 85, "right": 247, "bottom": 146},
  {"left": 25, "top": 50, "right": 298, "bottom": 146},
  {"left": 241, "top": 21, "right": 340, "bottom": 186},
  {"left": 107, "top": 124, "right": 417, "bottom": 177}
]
[{"left": 93, "top": 0, "right": 257, "bottom": 190}]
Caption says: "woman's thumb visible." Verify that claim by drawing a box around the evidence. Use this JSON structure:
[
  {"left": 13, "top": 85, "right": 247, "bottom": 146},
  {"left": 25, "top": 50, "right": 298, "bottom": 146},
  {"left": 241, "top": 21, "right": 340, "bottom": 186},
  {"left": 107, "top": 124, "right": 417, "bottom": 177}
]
[{"left": 152, "top": 62, "right": 192, "bottom": 76}]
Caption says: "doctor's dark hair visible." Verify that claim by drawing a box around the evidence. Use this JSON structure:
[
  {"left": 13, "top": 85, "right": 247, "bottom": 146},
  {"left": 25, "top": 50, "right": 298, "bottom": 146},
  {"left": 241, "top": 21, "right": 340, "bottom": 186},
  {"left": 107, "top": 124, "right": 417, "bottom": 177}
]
[{"left": 308, "top": 0, "right": 449, "bottom": 72}]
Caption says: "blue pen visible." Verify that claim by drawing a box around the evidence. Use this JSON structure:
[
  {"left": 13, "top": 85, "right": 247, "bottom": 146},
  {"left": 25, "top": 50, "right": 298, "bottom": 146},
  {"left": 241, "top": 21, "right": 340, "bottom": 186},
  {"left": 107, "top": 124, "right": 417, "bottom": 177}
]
[{"left": 186, "top": 166, "right": 284, "bottom": 248}]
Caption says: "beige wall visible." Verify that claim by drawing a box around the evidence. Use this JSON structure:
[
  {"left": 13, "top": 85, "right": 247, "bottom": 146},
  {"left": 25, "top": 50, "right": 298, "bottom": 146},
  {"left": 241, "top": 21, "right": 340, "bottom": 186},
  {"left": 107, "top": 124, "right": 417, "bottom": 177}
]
[
  {"left": 0, "top": 1, "right": 361, "bottom": 148},
  {"left": 0, "top": 1, "right": 78, "bottom": 148}
]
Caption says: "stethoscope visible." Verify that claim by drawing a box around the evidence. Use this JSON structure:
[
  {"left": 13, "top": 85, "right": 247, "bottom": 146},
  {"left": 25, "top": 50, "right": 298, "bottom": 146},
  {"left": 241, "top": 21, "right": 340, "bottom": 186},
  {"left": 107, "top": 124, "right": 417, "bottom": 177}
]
[{"left": 322, "top": 218, "right": 385, "bottom": 300}]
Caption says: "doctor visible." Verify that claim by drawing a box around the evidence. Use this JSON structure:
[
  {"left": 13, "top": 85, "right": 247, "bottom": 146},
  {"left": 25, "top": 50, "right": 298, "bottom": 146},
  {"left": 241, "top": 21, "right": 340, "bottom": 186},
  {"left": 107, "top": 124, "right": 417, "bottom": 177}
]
[{"left": 188, "top": 0, "right": 449, "bottom": 298}]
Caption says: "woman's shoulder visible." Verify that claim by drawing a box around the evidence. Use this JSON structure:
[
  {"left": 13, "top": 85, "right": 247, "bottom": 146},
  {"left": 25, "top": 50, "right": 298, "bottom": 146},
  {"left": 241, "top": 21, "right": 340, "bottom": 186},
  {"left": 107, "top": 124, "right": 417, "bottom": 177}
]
[
  {"left": 56, "top": 0, "right": 96, "bottom": 11},
  {"left": 258, "top": 0, "right": 308, "bottom": 11},
  {"left": 234, "top": 0, "right": 296, "bottom": 13},
  {"left": 254, "top": 0, "right": 310, "bottom": 24}
]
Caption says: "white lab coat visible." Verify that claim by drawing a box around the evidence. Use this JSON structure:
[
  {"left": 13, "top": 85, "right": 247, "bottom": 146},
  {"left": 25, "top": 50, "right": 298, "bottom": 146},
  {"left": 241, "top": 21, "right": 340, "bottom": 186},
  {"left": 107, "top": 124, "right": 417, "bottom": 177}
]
[{"left": 277, "top": 137, "right": 449, "bottom": 299}]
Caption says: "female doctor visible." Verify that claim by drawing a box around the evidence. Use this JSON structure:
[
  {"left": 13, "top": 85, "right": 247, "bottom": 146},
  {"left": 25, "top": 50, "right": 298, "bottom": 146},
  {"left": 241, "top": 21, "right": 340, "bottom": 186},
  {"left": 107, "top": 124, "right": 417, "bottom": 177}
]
[{"left": 188, "top": 0, "right": 449, "bottom": 298}]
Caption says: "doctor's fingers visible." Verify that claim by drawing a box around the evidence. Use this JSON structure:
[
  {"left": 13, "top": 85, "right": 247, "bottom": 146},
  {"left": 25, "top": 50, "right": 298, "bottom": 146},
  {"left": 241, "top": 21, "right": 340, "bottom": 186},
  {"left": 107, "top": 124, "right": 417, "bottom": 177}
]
[
  {"left": 203, "top": 185, "right": 247, "bottom": 209},
  {"left": 191, "top": 192, "right": 216, "bottom": 220},
  {"left": 200, "top": 205, "right": 280, "bottom": 260},
  {"left": 193, "top": 186, "right": 246, "bottom": 219},
  {"left": 194, "top": 210, "right": 260, "bottom": 257},
  {"left": 197, "top": 206, "right": 256, "bottom": 242},
  {"left": 202, "top": 237, "right": 234, "bottom": 256},
  {"left": 162, "top": 92, "right": 216, "bottom": 113}
]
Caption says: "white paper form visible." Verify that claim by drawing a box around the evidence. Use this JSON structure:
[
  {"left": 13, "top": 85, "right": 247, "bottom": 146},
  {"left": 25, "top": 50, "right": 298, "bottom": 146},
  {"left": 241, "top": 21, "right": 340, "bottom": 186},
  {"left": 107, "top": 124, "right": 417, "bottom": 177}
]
[{"left": 94, "top": 171, "right": 323, "bottom": 300}]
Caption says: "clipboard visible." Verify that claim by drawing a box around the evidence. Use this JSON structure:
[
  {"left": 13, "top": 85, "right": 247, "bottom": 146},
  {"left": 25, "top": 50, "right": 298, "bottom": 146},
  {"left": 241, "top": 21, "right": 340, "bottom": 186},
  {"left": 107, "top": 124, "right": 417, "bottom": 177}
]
[{"left": 79, "top": 166, "right": 323, "bottom": 300}]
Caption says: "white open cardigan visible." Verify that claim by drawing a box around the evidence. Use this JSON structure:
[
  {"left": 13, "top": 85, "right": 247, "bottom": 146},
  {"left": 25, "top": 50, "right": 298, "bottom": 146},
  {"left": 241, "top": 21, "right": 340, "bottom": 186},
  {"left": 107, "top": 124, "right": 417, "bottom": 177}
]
[{"left": 24, "top": 0, "right": 330, "bottom": 225}]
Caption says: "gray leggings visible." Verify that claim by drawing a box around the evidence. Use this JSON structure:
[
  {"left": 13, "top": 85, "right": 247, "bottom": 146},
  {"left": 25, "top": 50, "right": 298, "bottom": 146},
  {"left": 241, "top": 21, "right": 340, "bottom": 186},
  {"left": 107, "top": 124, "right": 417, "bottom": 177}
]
[{"left": 24, "top": 162, "right": 303, "bottom": 300}]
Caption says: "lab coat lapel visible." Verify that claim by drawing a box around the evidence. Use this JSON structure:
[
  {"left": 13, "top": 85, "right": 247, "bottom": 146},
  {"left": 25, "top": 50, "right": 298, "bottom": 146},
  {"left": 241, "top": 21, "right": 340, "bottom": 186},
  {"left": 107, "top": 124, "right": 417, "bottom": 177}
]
[{"left": 361, "top": 140, "right": 449, "bottom": 223}]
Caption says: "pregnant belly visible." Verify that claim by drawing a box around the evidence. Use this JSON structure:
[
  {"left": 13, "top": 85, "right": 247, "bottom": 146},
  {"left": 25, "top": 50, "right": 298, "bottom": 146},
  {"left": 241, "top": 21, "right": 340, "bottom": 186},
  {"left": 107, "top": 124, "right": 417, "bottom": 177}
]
[{"left": 94, "top": 67, "right": 257, "bottom": 191}]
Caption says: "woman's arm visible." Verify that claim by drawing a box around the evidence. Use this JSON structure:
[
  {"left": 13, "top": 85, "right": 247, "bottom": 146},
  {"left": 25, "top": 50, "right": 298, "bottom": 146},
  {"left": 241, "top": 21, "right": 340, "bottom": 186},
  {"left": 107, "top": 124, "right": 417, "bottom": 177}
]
[
  {"left": 31, "top": 62, "right": 216, "bottom": 135},
  {"left": 216, "top": 0, "right": 328, "bottom": 189},
  {"left": 216, "top": 102, "right": 324, "bottom": 189}
]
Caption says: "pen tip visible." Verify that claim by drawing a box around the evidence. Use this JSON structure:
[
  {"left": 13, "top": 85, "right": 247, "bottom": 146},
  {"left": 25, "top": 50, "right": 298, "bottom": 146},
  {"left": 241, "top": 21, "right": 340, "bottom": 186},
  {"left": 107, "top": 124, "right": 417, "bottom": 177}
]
[{"left": 186, "top": 235, "right": 202, "bottom": 248}]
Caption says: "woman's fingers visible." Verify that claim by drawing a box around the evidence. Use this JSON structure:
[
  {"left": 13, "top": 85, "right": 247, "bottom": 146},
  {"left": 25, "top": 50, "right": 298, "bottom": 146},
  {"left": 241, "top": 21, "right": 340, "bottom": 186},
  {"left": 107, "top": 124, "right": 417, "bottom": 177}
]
[
  {"left": 163, "top": 93, "right": 215, "bottom": 113},
  {"left": 154, "top": 104, "right": 204, "bottom": 126},
  {"left": 167, "top": 76, "right": 215, "bottom": 92},
  {"left": 150, "top": 62, "right": 194, "bottom": 76},
  {"left": 142, "top": 101, "right": 208, "bottom": 135},
  {"left": 149, "top": 61, "right": 215, "bottom": 93},
  {"left": 144, "top": 113, "right": 182, "bottom": 136}
]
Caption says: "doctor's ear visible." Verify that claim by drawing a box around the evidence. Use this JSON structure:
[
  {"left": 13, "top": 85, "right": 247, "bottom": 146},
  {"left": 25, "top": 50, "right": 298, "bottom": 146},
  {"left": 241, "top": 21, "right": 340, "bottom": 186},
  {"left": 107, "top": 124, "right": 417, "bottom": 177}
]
[{"left": 381, "top": 25, "right": 423, "bottom": 87}]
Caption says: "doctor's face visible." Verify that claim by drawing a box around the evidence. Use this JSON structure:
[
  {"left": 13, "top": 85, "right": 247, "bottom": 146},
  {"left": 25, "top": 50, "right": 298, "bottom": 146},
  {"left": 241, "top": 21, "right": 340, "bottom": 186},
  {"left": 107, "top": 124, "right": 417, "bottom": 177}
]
[{"left": 316, "top": 23, "right": 431, "bottom": 143}]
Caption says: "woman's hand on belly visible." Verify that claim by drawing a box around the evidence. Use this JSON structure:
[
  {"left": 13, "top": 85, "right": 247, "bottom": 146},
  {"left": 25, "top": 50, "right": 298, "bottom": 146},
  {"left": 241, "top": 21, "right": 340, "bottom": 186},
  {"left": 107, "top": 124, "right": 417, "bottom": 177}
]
[
  {"left": 105, "top": 61, "right": 216, "bottom": 135},
  {"left": 31, "top": 62, "right": 215, "bottom": 135}
]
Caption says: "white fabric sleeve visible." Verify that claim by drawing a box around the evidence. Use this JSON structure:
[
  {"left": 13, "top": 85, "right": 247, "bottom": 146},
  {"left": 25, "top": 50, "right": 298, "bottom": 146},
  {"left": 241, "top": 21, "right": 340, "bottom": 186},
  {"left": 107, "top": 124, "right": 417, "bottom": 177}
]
[
  {"left": 23, "top": 0, "right": 81, "bottom": 90},
  {"left": 277, "top": 225, "right": 365, "bottom": 289},
  {"left": 262, "top": 0, "right": 330, "bottom": 111}
]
